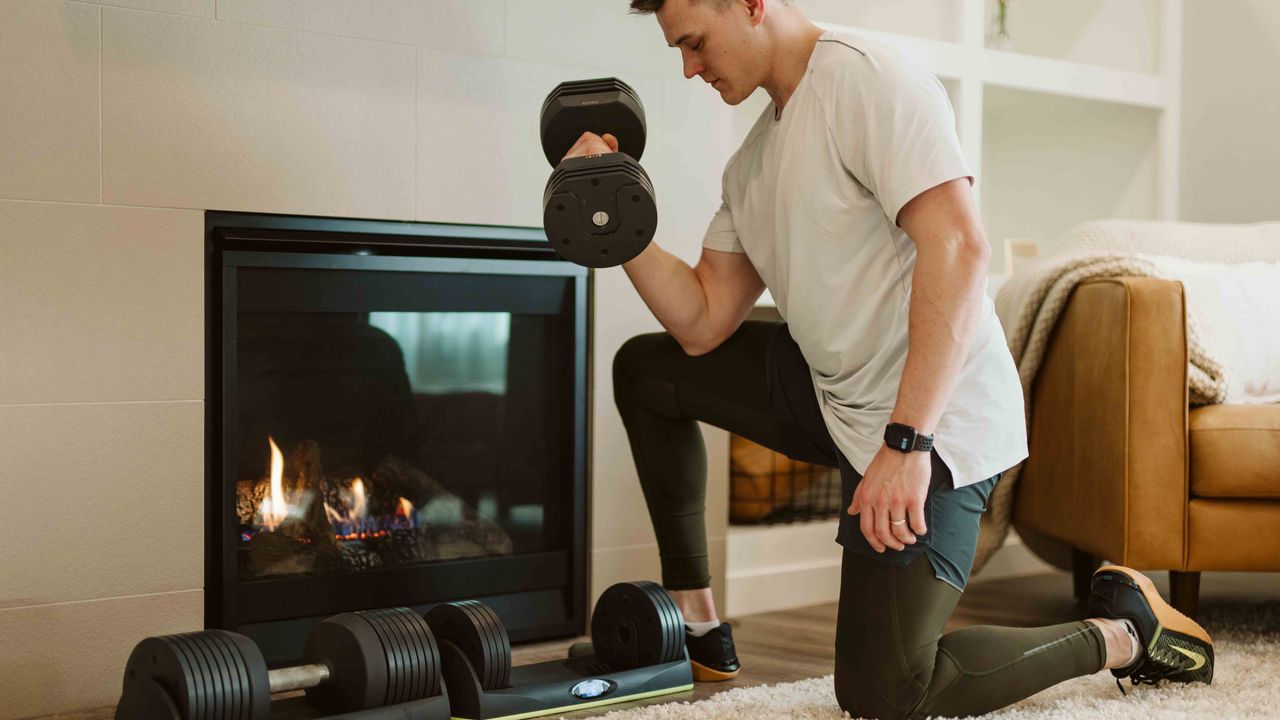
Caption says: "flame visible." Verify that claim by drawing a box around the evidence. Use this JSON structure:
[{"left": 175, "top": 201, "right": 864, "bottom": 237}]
[
  {"left": 261, "top": 436, "right": 288, "bottom": 531},
  {"left": 397, "top": 497, "right": 414, "bottom": 520}
]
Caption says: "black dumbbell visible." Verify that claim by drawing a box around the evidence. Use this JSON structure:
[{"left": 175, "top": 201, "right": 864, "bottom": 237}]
[
  {"left": 540, "top": 78, "right": 658, "bottom": 268},
  {"left": 115, "top": 607, "right": 443, "bottom": 719}
]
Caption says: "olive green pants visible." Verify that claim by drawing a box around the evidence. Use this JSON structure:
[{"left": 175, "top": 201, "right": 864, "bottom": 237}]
[{"left": 613, "top": 321, "right": 1106, "bottom": 719}]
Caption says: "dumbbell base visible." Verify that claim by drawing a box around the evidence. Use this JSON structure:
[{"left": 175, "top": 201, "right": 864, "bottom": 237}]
[
  {"left": 115, "top": 678, "right": 452, "bottom": 720},
  {"left": 437, "top": 641, "right": 692, "bottom": 720}
]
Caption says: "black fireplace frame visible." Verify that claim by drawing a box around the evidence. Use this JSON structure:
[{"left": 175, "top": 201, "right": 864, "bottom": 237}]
[{"left": 204, "top": 212, "right": 590, "bottom": 660}]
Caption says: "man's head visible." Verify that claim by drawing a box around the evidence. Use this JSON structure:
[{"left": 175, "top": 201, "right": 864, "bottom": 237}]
[{"left": 630, "top": 0, "right": 798, "bottom": 106}]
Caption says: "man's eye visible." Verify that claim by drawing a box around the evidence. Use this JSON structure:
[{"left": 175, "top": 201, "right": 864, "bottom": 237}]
[{"left": 692, "top": 41, "right": 703, "bottom": 51}]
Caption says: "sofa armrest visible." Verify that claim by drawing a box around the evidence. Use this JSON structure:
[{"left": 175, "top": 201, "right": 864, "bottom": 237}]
[{"left": 1013, "top": 277, "right": 1189, "bottom": 569}]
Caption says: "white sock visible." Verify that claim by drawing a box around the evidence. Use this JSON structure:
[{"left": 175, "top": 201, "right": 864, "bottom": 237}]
[
  {"left": 685, "top": 620, "right": 720, "bottom": 637},
  {"left": 1119, "top": 619, "right": 1142, "bottom": 668}
]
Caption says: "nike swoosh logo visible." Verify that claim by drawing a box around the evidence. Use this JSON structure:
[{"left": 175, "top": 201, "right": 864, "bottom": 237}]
[{"left": 1171, "top": 645, "right": 1206, "bottom": 670}]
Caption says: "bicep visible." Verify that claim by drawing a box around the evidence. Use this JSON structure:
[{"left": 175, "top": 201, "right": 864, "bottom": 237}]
[
  {"left": 897, "top": 178, "right": 989, "bottom": 256},
  {"left": 693, "top": 248, "right": 765, "bottom": 345}
]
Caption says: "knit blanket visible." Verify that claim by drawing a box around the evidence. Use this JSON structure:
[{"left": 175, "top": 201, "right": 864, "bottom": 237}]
[{"left": 971, "top": 220, "right": 1280, "bottom": 574}]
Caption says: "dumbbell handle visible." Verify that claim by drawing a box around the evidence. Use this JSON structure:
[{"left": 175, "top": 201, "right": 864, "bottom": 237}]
[{"left": 268, "top": 662, "right": 331, "bottom": 694}]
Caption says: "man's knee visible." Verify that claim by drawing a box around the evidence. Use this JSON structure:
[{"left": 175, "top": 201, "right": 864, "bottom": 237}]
[
  {"left": 834, "top": 652, "right": 927, "bottom": 720},
  {"left": 612, "top": 332, "right": 679, "bottom": 387}
]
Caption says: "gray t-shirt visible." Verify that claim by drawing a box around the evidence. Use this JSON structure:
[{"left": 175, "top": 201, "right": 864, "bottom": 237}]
[{"left": 703, "top": 28, "right": 1027, "bottom": 488}]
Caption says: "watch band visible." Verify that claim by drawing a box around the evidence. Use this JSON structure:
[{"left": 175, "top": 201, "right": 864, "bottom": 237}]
[{"left": 884, "top": 422, "right": 934, "bottom": 453}]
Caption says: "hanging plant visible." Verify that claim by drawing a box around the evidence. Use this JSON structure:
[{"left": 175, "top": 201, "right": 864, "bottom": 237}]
[{"left": 989, "top": 0, "right": 1014, "bottom": 50}]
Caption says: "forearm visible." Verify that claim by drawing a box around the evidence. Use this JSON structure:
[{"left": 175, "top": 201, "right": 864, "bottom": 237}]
[
  {"left": 622, "top": 241, "right": 713, "bottom": 353},
  {"left": 889, "top": 239, "right": 990, "bottom": 435}
]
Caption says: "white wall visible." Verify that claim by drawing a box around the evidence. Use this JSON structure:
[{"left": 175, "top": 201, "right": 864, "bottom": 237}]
[{"left": 1180, "top": 0, "right": 1280, "bottom": 222}]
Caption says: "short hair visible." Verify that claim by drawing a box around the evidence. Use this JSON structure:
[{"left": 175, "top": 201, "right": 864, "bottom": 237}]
[
  {"left": 629, "top": 0, "right": 731, "bottom": 15},
  {"left": 629, "top": 0, "right": 790, "bottom": 15}
]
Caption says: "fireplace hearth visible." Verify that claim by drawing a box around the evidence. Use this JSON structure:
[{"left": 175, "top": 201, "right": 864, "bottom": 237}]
[{"left": 206, "top": 213, "right": 588, "bottom": 662}]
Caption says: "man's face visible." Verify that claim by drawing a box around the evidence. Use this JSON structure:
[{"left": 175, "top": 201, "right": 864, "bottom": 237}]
[{"left": 657, "top": 0, "right": 764, "bottom": 106}]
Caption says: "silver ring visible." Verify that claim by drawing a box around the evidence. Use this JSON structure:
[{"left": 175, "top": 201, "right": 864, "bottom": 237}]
[{"left": 891, "top": 519, "right": 907, "bottom": 526}]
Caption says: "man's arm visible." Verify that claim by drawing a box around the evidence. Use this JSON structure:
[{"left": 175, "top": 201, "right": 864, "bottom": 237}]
[
  {"left": 890, "top": 177, "right": 991, "bottom": 435},
  {"left": 847, "top": 177, "right": 991, "bottom": 554},
  {"left": 623, "top": 243, "right": 765, "bottom": 356}
]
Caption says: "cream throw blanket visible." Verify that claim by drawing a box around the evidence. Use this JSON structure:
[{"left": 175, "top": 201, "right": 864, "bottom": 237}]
[{"left": 972, "top": 220, "right": 1280, "bottom": 574}]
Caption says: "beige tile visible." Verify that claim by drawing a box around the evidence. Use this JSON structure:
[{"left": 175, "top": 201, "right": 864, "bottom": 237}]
[
  {"left": 504, "top": 0, "right": 676, "bottom": 81},
  {"left": 0, "top": 201, "right": 203, "bottom": 405},
  {"left": 416, "top": 49, "right": 660, "bottom": 226},
  {"left": 0, "top": 0, "right": 100, "bottom": 203},
  {"left": 101, "top": 8, "right": 416, "bottom": 219},
  {"left": 216, "top": 0, "right": 504, "bottom": 55},
  {"left": 0, "top": 401, "right": 203, "bottom": 609},
  {"left": 89, "top": 0, "right": 214, "bottom": 17},
  {"left": 0, "top": 590, "right": 202, "bottom": 720}
]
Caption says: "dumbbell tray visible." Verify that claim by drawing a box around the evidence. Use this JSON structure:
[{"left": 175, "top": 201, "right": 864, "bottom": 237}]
[{"left": 437, "top": 641, "right": 693, "bottom": 720}]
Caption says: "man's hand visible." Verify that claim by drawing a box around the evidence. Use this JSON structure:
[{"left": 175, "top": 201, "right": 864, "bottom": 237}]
[
  {"left": 562, "top": 131, "right": 619, "bottom": 162},
  {"left": 847, "top": 445, "right": 931, "bottom": 552}
]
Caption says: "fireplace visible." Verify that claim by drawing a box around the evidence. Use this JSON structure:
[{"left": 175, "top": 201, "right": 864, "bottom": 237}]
[{"left": 205, "top": 212, "right": 589, "bottom": 662}]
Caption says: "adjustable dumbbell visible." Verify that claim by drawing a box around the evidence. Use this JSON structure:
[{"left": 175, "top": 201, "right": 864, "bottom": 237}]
[
  {"left": 115, "top": 607, "right": 446, "bottom": 720},
  {"left": 540, "top": 78, "right": 658, "bottom": 268},
  {"left": 424, "top": 582, "right": 689, "bottom": 720}
]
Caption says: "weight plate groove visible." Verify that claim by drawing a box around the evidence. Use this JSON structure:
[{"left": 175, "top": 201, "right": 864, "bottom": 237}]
[
  {"left": 188, "top": 633, "right": 231, "bottom": 720},
  {"left": 204, "top": 631, "right": 248, "bottom": 720}
]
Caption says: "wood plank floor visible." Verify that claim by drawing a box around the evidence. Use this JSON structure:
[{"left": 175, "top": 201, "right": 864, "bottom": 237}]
[{"left": 39, "top": 570, "right": 1279, "bottom": 719}]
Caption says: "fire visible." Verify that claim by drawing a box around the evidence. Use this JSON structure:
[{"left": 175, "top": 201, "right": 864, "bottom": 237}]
[{"left": 260, "top": 436, "right": 288, "bottom": 531}]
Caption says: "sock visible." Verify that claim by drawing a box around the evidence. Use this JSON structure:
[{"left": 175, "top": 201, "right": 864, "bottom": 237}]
[
  {"left": 685, "top": 620, "right": 720, "bottom": 637},
  {"left": 1119, "top": 619, "right": 1142, "bottom": 668}
]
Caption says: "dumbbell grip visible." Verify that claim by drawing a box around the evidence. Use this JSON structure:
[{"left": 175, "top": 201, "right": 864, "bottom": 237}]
[{"left": 268, "top": 662, "right": 331, "bottom": 694}]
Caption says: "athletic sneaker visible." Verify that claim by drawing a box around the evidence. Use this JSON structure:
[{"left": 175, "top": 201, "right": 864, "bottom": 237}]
[
  {"left": 1087, "top": 565, "right": 1215, "bottom": 691},
  {"left": 685, "top": 622, "right": 740, "bottom": 682}
]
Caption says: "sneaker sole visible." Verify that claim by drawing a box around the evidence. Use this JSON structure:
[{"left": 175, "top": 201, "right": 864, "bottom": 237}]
[
  {"left": 690, "top": 660, "right": 739, "bottom": 682},
  {"left": 1095, "top": 565, "right": 1211, "bottom": 646}
]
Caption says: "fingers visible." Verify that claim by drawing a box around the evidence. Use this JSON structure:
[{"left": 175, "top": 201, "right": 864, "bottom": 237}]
[
  {"left": 859, "top": 505, "right": 883, "bottom": 553},
  {"left": 602, "top": 133, "right": 620, "bottom": 152},
  {"left": 561, "top": 132, "right": 617, "bottom": 163},
  {"left": 874, "top": 508, "right": 907, "bottom": 553},
  {"left": 889, "top": 507, "right": 916, "bottom": 548},
  {"left": 909, "top": 501, "right": 928, "bottom": 537}
]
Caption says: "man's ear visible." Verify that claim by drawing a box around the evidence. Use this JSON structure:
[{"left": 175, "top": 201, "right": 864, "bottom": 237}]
[{"left": 742, "top": 0, "right": 766, "bottom": 25}]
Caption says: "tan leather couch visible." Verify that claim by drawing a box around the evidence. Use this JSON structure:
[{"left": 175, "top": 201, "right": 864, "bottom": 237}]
[{"left": 1012, "top": 276, "right": 1280, "bottom": 618}]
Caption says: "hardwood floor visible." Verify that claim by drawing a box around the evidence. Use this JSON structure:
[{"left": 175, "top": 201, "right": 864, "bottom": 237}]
[{"left": 37, "top": 570, "right": 1279, "bottom": 719}]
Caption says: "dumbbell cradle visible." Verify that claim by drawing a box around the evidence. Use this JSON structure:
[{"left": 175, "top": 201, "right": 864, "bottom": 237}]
[{"left": 540, "top": 78, "right": 658, "bottom": 268}]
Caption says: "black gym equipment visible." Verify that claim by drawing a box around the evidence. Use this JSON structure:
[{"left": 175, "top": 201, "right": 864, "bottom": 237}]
[
  {"left": 425, "top": 581, "right": 692, "bottom": 720},
  {"left": 114, "top": 608, "right": 451, "bottom": 720},
  {"left": 540, "top": 78, "right": 658, "bottom": 268}
]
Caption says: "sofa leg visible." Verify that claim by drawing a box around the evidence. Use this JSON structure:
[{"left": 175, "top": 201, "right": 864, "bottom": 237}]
[
  {"left": 1073, "top": 548, "right": 1101, "bottom": 607},
  {"left": 1169, "top": 571, "right": 1201, "bottom": 619}
]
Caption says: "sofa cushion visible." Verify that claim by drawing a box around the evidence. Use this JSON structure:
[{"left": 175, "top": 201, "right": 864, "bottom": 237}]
[{"left": 1190, "top": 404, "right": 1280, "bottom": 498}]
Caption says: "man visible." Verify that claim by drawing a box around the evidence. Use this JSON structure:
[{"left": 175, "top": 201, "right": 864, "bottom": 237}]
[{"left": 565, "top": 1, "right": 1216, "bottom": 716}]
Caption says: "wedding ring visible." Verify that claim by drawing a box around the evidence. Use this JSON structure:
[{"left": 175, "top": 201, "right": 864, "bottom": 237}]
[{"left": 891, "top": 519, "right": 907, "bottom": 526}]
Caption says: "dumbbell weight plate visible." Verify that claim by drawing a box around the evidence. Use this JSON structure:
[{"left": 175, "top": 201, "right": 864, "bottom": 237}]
[
  {"left": 304, "top": 612, "right": 390, "bottom": 713},
  {"left": 592, "top": 582, "right": 683, "bottom": 671},
  {"left": 166, "top": 634, "right": 213, "bottom": 720},
  {"left": 187, "top": 632, "right": 232, "bottom": 720},
  {"left": 202, "top": 631, "right": 250, "bottom": 720},
  {"left": 363, "top": 607, "right": 436, "bottom": 705},
  {"left": 424, "top": 601, "right": 513, "bottom": 691},
  {"left": 379, "top": 608, "right": 428, "bottom": 702},
  {"left": 544, "top": 155, "right": 657, "bottom": 268},
  {"left": 541, "top": 78, "right": 647, "bottom": 166},
  {"left": 219, "top": 630, "right": 272, "bottom": 720},
  {"left": 639, "top": 581, "right": 686, "bottom": 663},
  {"left": 359, "top": 609, "right": 412, "bottom": 706},
  {"left": 634, "top": 582, "right": 677, "bottom": 666},
  {"left": 392, "top": 607, "right": 443, "bottom": 699}
]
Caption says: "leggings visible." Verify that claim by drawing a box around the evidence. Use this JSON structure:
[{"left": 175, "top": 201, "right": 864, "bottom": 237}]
[{"left": 613, "top": 321, "right": 1106, "bottom": 719}]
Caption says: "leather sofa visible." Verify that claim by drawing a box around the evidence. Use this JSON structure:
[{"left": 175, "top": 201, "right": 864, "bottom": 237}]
[{"left": 1012, "top": 276, "right": 1280, "bottom": 618}]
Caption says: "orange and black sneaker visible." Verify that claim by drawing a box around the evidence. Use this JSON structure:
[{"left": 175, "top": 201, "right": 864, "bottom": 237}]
[
  {"left": 1087, "top": 565, "right": 1214, "bottom": 691},
  {"left": 685, "top": 622, "right": 740, "bottom": 682}
]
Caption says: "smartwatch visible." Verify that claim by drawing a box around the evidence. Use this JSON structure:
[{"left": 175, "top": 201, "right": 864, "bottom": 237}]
[{"left": 884, "top": 423, "right": 934, "bottom": 453}]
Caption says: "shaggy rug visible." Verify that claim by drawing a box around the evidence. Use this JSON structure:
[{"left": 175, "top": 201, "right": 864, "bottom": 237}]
[{"left": 589, "top": 602, "right": 1280, "bottom": 719}]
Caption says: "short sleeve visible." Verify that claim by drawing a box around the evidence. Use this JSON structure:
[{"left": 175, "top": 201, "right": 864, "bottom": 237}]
[
  {"left": 702, "top": 200, "right": 744, "bottom": 253},
  {"left": 824, "top": 44, "right": 973, "bottom": 226}
]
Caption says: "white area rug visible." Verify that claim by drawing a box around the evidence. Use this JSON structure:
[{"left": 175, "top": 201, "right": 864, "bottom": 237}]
[{"left": 590, "top": 602, "right": 1280, "bottom": 719}]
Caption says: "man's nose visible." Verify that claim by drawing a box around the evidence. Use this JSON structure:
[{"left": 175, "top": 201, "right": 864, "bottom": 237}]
[{"left": 682, "top": 53, "right": 704, "bottom": 80}]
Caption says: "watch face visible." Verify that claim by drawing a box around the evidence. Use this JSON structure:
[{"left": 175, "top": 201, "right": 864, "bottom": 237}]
[{"left": 886, "top": 424, "right": 914, "bottom": 451}]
